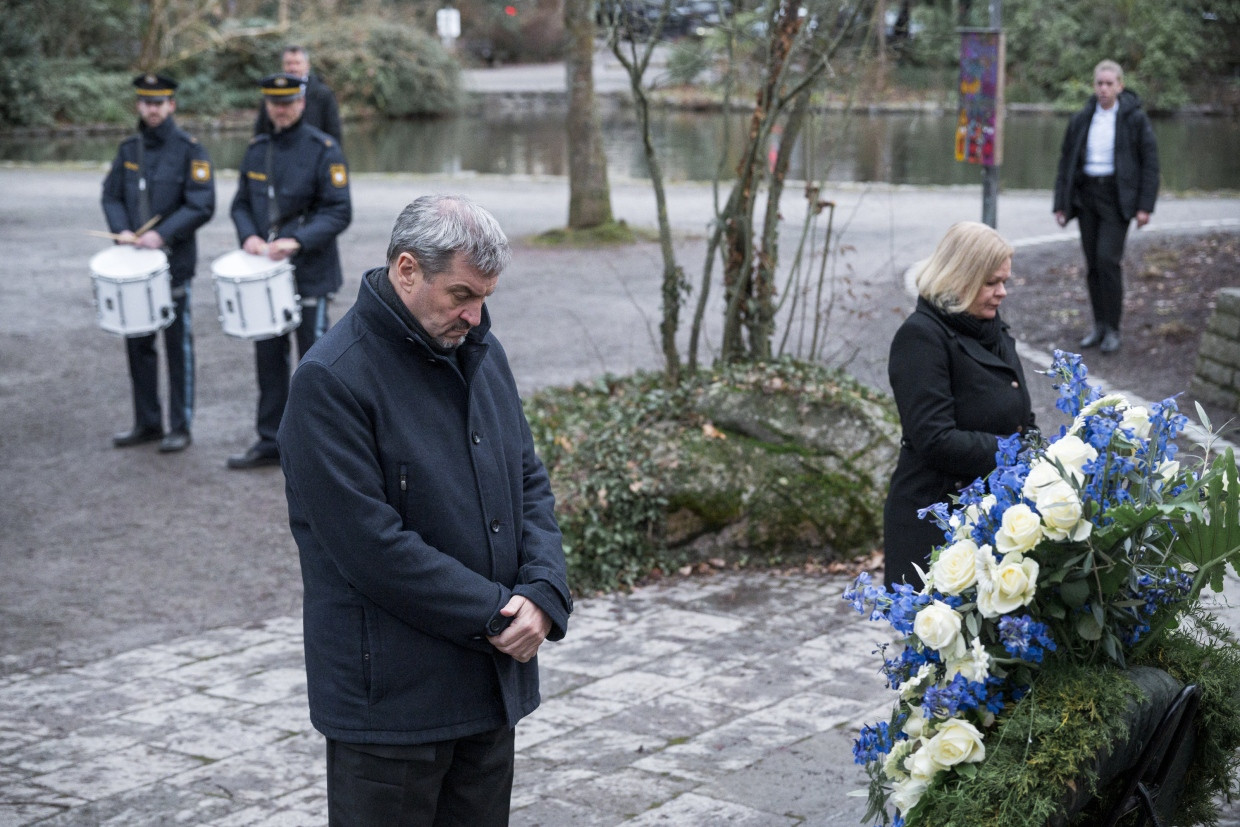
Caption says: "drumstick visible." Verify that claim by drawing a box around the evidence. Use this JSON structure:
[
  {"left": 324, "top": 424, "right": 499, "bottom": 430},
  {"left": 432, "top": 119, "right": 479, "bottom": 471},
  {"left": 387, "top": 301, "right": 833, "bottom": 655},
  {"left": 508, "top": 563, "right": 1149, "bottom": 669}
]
[
  {"left": 86, "top": 215, "right": 162, "bottom": 243},
  {"left": 85, "top": 230, "right": 129, "bottom": 241},
  {"left": 134, "top": 214, "right": 162, "bottom": 236}
]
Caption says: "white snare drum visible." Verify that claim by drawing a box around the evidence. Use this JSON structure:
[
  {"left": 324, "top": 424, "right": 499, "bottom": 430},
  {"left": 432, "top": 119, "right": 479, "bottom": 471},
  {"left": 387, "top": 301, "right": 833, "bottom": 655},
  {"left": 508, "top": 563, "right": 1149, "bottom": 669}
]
[
  {"left": 211, "top": 250, "right": 301, "bottom": 340},
  {"left": 89, "top": 246, "right": 174, "bottom": 337}
]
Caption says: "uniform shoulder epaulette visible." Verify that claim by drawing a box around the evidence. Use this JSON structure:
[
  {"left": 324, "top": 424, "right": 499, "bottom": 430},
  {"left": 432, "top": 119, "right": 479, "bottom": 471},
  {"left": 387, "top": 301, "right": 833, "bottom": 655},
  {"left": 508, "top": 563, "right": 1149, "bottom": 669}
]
[{"left": 120, "top": 134, "right": 141, "bottom": 145}]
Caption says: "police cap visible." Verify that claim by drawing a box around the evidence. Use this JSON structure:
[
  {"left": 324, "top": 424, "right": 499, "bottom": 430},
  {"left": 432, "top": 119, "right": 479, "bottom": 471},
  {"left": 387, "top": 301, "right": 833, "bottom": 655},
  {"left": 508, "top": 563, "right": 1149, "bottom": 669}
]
[
  {"left": 259, "top": 73, "right": 306, "bottom": 101},
  {"left": 133, "top": 73, "right": 178, "bottom": 101}
]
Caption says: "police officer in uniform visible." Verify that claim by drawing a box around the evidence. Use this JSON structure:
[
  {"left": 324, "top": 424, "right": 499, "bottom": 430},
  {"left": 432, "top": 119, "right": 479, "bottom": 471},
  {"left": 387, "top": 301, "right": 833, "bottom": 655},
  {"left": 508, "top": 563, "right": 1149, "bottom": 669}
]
[
  {"left": 254, "top": 45, "right": 343, "bottom": 144},
  {"left": 228, "top": 73, "right": 352, "bottom": 469},
  {"left": 102, "top": 73, "right": 216, "bottom": 453}
]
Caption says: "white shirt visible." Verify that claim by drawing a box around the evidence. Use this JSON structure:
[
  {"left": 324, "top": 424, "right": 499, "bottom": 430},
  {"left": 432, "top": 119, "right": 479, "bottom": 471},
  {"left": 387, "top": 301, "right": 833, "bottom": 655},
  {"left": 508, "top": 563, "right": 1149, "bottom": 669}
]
[{"left": 1083, "top": 103, "right": 1118, "bottom": 177}]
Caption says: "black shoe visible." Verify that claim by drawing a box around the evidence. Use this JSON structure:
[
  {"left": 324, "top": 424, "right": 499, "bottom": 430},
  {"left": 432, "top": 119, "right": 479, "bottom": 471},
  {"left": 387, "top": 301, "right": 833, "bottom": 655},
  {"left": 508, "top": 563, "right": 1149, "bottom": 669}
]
[
  {"left": 158, "top": 430, "right": 192, "bottom": 453},
  {"left": 112, "top": 425, "right": 162, "bottom": 448},
  {"left": 227, "top": 445, "right": 280, "bottom": 470},
  {"left": 1079, "top": 327, "right": 1105, "bottom": 348},
  {"left": 1100, "top": 329, "right": 1122, "bottom": 354}
]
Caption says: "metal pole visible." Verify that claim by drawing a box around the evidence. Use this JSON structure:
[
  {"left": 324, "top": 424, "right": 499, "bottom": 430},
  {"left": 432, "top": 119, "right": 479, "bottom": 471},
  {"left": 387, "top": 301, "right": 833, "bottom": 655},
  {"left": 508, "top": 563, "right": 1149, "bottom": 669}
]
[{"left": 981, "top": 0, "right": 1002, "bottom": 228}]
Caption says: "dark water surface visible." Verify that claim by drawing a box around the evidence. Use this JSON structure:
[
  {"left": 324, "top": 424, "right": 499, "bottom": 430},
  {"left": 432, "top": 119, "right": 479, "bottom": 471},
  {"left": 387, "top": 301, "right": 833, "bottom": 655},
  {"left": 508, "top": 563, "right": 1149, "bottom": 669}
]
[{"left": 3, "top": 109, "right": 1237, "bottom": 191}]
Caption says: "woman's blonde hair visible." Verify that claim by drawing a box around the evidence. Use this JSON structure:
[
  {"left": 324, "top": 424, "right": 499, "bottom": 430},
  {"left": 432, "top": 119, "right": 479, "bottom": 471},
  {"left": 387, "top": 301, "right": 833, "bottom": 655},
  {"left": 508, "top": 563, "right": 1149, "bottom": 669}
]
[{"left": 914, "top": 221, "right": 1014, "bottom": 314}]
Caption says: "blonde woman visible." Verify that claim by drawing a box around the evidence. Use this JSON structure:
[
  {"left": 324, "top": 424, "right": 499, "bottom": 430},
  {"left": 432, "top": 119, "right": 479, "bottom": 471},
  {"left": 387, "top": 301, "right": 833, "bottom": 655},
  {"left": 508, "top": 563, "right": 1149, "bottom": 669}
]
[{"left": 883, "top": 221, "right": 1037, "bottom": 588}]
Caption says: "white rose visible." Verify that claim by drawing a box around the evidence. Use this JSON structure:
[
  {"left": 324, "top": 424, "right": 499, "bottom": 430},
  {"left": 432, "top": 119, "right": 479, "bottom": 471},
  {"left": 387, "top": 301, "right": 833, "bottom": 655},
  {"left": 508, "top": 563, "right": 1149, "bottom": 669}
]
[
  {"left": 1022, "top": 459, "right": 1064, "bottom": 502},
  {"left": 903, "top": 702, "right": 928, "bottom": 736},
  {"left": 905, "top": 741, "right": 944, "bottom": 781},
  {"left": 924, "top": 718, "right": 986, "bottom": 767},
  {"left": 913, "top": 601, "right": 966, "bottom": 659},
  {"left": 1043, "top": 434, "right": 1098, "bottom": 483},
  {"left": 890, "top": 776, "right": 930, "bottom": 814},
  {"left": 976, "top": 555, "right": 1039, "bottom": 617},
  {"left": 929, "top": 538, "right": 980, "bottom": 595},
  {"left": 1036, "top": 480, "right": 1092, "bottom": 542},
  {"left": 994, "top": 503, "right": 1044, "bottom": 557},
  {"left": 947, "top": 636, "right": 991, "bottom": 683},
  {"left": 1120, "top": 406, "right": 1152, "bottom": 440}
]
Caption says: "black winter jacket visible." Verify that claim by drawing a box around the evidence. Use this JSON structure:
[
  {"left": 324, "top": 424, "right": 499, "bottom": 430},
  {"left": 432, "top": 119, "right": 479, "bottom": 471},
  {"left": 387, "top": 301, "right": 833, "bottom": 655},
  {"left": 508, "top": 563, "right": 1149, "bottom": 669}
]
[
  {"left": 883, "top": 299, "right": 1036, "bottom": 587},
  {"left": 278, "top": 271, "right": 572, "bottom": 745},
  {"left": 230, "top": 118, "right": 351, "bottom": 298},
  {"left": 101, "top": 116, "right": 216, "bottom": 284},
  {"left": 1053, "top": 89, "right": 1160, "bottom": 222}
]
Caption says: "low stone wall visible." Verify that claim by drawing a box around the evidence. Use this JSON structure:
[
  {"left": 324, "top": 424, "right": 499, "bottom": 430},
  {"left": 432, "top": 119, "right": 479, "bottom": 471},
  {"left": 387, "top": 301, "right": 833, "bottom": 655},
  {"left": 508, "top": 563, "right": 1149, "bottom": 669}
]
[{"left": 1191, "top": 287, "right": 1240, "bottom": 412}]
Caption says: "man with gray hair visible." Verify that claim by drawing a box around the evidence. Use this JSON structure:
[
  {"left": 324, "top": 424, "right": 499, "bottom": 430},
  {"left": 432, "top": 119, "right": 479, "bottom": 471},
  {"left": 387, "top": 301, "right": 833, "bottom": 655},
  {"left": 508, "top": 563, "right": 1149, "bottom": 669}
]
[{"left": 278, "top": 195, "right": 572, "bottom": 825}]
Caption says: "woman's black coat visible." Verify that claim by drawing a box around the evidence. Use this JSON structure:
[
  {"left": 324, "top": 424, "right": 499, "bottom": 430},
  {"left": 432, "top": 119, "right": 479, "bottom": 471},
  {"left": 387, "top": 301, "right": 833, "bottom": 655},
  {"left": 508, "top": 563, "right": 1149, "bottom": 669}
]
[{"left": 883, "top": 298, "right": 1036, "bottom": 588}]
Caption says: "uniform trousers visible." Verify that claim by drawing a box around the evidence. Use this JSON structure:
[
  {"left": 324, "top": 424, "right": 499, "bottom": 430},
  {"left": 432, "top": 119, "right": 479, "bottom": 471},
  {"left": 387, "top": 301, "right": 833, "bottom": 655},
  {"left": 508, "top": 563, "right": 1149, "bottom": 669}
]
[
  {"left": 253, "top": 296, "right": 329, "bottom": 451},
  {"left": 1076, "top": 175, "right": 1130, "bottom": 332},
  {"left": 125, "top": 286, "right": 193, "bottom": 434},
  {"left": 326, "top": 727, "right": 515, "bottom": 827}
]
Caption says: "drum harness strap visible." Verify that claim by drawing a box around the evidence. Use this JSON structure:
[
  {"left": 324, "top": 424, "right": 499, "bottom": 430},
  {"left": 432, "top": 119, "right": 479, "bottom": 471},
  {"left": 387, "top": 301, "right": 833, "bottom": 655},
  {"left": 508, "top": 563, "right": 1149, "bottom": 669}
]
[
  {"left": 136, "top": 138, "right": 153, "bottom": 232},
  {"left": 136, "top": 136, "right": 187, "bottom": 300},
  {"left": 263, "top": 140, "right": 311, "bottom": 244},
  {"left": 263, "top": 141, "right": 323, "bottom": 310}
]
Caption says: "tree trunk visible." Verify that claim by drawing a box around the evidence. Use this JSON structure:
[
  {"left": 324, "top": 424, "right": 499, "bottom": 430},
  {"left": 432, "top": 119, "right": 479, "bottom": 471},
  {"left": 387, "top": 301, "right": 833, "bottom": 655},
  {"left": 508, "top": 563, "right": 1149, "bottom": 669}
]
[{"left": 565, "top": 0, "right": 614, "bottom": 229}]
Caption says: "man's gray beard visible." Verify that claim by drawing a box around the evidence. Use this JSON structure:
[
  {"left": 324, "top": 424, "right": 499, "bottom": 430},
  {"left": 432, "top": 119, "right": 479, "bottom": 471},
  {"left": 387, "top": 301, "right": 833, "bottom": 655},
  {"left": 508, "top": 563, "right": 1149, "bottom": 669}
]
[{"left": 436, "top": 335, "right": 465, "bottom": 350}]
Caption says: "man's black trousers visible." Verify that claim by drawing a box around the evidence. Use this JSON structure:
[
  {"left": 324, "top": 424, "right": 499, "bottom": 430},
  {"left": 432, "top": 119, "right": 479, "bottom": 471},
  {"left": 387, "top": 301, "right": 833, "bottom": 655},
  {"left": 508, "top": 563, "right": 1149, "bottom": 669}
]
[{"left": 326, "top": 726, "right": 516, "bottom": 827}]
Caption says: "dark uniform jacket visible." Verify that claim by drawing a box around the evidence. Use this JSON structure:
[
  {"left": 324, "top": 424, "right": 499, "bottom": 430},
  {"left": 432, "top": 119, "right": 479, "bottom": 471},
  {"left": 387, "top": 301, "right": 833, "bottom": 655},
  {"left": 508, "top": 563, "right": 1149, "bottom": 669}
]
[
  {"left": 101, "top": 116, "right": 215, "bottom": 284},
  {"left": 254, "top": 74, "right": 342, "bottom": 143},
  {"left": 230, "top": 118, "right": 351, "bottom": 298},
  {"left": 1053, "top": 89, "right": 1160, "bottom": 223},
  {"left": 883, "top": 298, "right": 1036, "bottom": 586},
  {"left": 278, "top": 270, "right": 572, "bottom": 745}
]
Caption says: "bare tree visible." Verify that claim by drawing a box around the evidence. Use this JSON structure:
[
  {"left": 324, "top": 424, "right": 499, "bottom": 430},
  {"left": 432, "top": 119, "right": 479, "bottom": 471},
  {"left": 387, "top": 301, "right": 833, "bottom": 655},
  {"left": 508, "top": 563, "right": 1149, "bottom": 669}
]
[
  {"left": 565, "top": 0, "right": 615, "bottom": 229},
  {"left": 717, "top": 0, "right": 873, "bottom": 362},
  {"left": 607, "top": 4, "right": 689, "bottom": 383}
]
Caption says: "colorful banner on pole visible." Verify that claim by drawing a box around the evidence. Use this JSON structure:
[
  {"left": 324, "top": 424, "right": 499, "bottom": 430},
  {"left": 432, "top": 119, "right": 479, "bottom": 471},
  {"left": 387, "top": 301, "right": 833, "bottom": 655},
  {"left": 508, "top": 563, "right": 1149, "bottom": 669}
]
[{"left": 955, "top": 29, "right": 1005, "bottom": 167}]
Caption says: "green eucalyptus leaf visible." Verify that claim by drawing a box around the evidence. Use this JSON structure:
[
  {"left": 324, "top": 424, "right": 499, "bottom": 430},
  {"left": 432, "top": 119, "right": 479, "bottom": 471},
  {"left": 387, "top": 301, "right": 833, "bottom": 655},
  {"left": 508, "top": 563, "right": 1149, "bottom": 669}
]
[
  {"left": 1076, "top": 613, "right": 1103, "bottom": 641},
  {"left": 1059, "top": 579, "right": 1090, "bottom": 608}
]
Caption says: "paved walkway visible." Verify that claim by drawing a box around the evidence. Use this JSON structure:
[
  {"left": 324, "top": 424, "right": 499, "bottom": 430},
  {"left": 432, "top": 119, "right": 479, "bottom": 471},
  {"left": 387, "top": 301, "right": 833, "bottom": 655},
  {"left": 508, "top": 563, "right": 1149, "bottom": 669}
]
[{"left": 0, "top": 571, "right": 885, "bottom": 825}]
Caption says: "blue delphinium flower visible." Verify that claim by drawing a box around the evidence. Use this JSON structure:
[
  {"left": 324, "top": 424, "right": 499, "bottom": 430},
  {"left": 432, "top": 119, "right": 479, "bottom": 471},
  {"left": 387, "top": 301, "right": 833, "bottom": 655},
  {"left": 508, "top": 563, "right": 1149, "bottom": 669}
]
[
  {"left": 998, "top": 614, "right": 1057, "bottom": 663},
  {"left": 844, "top": 573, "right": 934, "bottom": 636},
  {"left": 880, "top": 642, "right": 936, "bottom": 691},
  {"left": 1048, "top": 350, "right": 1103, "bottom": 418},
  {"left": 853, "top": 719, "right": 906, "bottom": 765}
]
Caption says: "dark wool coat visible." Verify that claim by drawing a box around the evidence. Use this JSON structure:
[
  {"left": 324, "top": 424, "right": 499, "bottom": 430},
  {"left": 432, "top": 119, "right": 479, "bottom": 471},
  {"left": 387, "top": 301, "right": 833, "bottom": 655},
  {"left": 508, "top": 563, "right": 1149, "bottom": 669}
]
[
  {"left": 278, "top": 272, "right": 572, "bottom": 745},
  {"left": 1053, "top": 88, "right": 1160, "bottom": 223},
  {"left": 101, "top": 115, "right": 215, "bottom": 284},
  {"left": 230, "top": 118, "right": 351, "bottom": 298},
  {"left": 883, "top": 299, "right": 1036, "bottom": 587}
]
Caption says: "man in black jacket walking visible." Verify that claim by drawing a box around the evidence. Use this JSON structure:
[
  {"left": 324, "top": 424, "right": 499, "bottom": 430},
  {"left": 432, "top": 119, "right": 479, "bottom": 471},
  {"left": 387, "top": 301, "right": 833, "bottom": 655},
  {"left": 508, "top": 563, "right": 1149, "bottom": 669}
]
[
  {"left": 101, "top": 74, "right": 215, "bottom": 453},
  {"left": 1053, "top": 59, "right": 1160, "bottom": 355}
]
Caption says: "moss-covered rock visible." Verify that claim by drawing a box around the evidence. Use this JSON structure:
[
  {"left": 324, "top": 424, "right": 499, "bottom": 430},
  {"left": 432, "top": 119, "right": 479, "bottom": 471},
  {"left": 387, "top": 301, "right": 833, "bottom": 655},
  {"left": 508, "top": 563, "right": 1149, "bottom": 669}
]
[{"left": 525, "top": 358, "right": 899, "bottom": 592}]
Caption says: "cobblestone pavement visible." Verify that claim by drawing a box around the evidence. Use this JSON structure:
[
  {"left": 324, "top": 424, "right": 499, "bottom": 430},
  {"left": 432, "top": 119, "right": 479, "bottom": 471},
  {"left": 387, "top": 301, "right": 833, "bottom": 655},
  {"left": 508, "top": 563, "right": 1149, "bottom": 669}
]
[
  {"left": 0, "top": 571, "right": 886, "bottom": 825},
  {"left": 4, "top": 570, "right": 1240, "bottom": 825}
]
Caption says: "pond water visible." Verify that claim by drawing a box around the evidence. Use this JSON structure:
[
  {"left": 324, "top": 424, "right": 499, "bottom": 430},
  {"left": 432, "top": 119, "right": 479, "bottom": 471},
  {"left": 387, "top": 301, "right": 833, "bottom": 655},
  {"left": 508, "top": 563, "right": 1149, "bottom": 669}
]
[{"left": 3, "top": 108, "right": 1238, "bottom": 192}]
